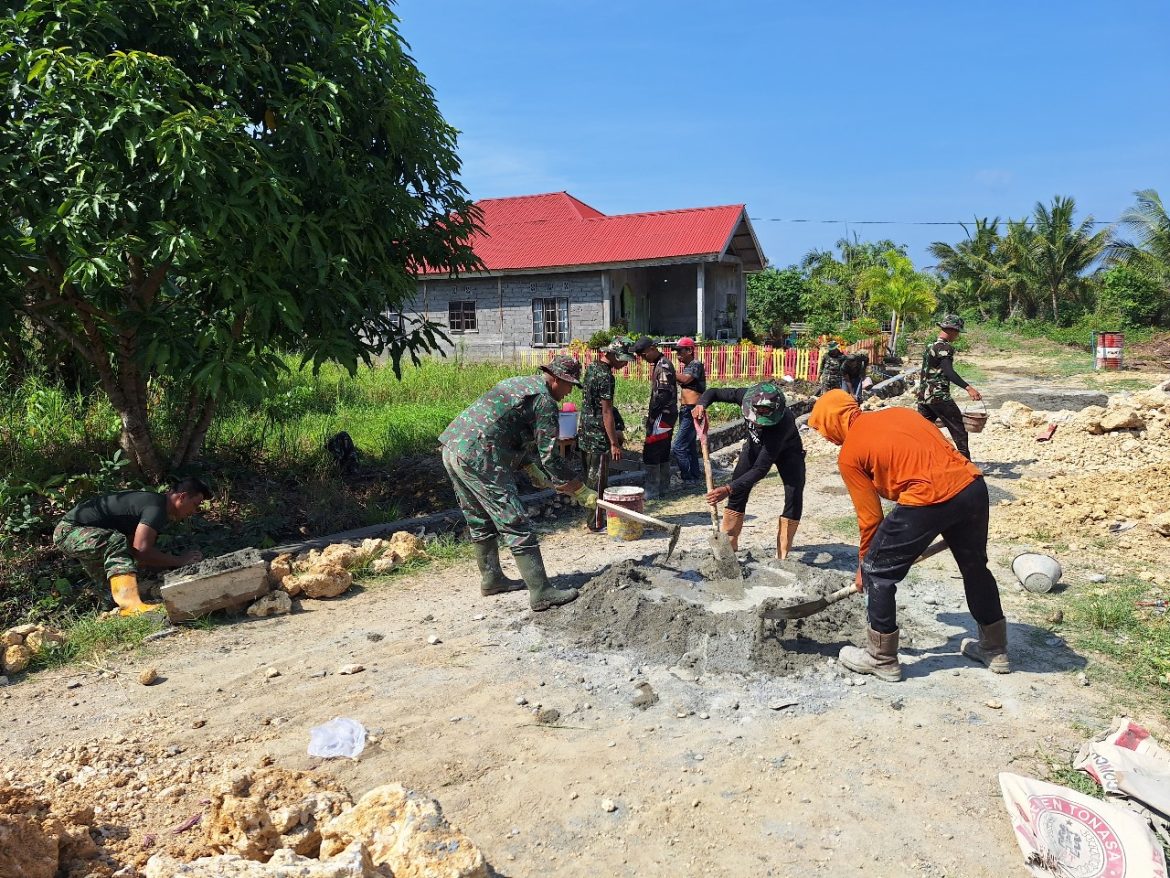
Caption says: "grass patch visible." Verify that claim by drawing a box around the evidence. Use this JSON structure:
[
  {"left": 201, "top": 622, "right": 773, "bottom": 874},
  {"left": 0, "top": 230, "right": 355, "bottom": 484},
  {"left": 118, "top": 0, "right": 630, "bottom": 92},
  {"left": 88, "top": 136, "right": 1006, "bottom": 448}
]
[
  {"left": 32, "top": 612, "right": 165, "bottom": 670},
  {"left": 820, "top": 515, "right": 859, "bottom": 539},
  {"left": 352, "top": 534, "right": 474, "bottom": 583}
]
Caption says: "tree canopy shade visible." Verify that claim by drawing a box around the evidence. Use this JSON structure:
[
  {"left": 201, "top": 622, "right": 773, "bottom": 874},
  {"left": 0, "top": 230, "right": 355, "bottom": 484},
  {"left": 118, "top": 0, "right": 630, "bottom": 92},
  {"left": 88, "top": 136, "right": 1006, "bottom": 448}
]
[{"left": 0, "top": 0, "right": 480, "bottom": 480}]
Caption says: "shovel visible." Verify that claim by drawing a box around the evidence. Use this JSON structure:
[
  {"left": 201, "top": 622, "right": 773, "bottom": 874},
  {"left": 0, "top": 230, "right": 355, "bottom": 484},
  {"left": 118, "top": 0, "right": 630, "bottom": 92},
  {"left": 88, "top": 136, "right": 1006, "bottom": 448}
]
[
  {"left": 697, "top": 416, "right": 740, "bottom": 576},
  {"left": 596, "top": 499, "right": 681, "bottom": 562},
  {"left": 759, "top": 538, "right": 949, "bottom": 621}
]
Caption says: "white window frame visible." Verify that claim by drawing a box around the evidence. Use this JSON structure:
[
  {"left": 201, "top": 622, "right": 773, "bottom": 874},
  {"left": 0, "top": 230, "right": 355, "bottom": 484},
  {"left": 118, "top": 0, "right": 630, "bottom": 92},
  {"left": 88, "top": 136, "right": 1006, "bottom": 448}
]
[{"left": 531, "top": 297, "right": 569, "bottom": 347}]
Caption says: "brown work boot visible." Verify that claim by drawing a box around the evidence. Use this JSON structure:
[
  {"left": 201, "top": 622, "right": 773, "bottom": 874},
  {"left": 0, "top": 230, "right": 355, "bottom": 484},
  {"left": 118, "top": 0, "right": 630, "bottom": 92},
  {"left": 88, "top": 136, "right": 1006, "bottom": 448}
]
[
  {"left": 474, "top": 538, "right": 525, "bottom": 596},
  {"left": 721, "top": 509, "right": 744, "bottom": 551},
  {"left": 961, "top": 618, "right": 1011, "bottom": 673},
  {"left": 513, "top": 546, "right": 578, "bottom": 612},
  {"left": 776, "top": 517, "right": 799, "bottom": 560},
  {"left": 839, "top": 626, "right": 903, "bottom": 682}
]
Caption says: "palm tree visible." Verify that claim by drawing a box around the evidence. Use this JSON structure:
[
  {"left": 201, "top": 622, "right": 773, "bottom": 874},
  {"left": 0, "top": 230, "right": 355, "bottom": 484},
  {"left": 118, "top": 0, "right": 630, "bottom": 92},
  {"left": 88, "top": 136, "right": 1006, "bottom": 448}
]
[
  {"left": 1022, "top": 196, "right": 1111, "bottom": 323},
  {"left": 1106, "top": 189, "right": 1170, "bottom": 283},
  {"left": 856, "top": 250, "right": 937, "bottom": 355},
  {"left": 930, "top": 218, "right": 1009, "bottom": 319}
]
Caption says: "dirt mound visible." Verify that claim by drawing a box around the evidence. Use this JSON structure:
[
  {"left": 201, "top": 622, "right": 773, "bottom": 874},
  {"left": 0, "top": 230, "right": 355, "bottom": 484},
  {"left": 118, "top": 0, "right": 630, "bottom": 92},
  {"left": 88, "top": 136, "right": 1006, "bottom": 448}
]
[{"left": 541, "top": 556, "right": 864, "bottom": 676}]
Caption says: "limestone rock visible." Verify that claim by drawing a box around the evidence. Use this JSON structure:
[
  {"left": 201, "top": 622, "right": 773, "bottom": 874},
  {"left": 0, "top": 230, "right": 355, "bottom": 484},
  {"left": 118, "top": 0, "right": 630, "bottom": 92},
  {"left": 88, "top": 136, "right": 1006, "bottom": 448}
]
[
  {"left": 24, "top": 628, "right": 64, "bottom": 654},
  {"left": 3, "top": 644, "right": 31, "bottom": 674},
  {"left": 268, "top": 554, "right": 294, "bottom": 588},
  {"left": 2, "top": 630, "right": 23, "bottom": 647},
  {"left": 248, "top": 592, "right": 293, "bottom": 618},
  {"left": 997, "top": 400, "right": 1035, "bottom": 429},
  {"left": 144, "top": 842, "right": 377, "bottom": 877},
  {"left": 1073, "top": 405, "right": 1107, "bottom": 434},
  {"left": 286, "top": 565, "right": 352, "bottom": 599},
  {"left": 10, "top": 623, "right": 38, "bottom": 636},
  {"left": 387, "top": 532, "right": 426, "bottom": 563},
  {"left": 370, "top": 558, "right": 397, "bottom": 575},
  {"left": 1099, "top": 406, "right": 1145, "bottom": 432},
  {"left": 1153, "top": 512, "right": 1170, "bottom": 538},
  {"left": 318, "top": 544, "right": 361, "bottom": 570},
  {"left": 359, "top": 538, "right": 391, "bottom": 560},
  {"left": 1134, "top": 388, "right": 1170, "bottom": 411},
  {"left": 320, "top": 784, "right": 489, "bottom": 878}
]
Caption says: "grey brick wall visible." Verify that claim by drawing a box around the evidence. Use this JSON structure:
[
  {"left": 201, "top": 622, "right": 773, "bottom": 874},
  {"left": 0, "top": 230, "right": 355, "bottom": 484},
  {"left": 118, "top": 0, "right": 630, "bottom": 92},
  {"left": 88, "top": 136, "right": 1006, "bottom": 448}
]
[{"left": 411, "top": 272, "right": 605, "bottom": 359}]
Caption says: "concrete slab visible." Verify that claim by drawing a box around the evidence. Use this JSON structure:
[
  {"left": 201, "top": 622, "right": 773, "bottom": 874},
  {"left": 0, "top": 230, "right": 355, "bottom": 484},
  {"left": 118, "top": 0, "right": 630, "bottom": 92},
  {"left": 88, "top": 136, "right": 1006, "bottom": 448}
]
[{"left": 160, "top": 562, "right": 269, "bottom": 622}]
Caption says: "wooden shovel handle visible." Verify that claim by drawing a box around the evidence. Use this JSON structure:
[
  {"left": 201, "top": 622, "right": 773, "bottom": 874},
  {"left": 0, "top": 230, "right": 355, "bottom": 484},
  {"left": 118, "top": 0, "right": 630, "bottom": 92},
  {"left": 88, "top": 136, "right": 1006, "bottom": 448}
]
[
  {"left": 596, "top": 499, "right": 675, "bottom": 533},
  {"left": 700, "top": 437, "right": 720, "bottom": 531}
]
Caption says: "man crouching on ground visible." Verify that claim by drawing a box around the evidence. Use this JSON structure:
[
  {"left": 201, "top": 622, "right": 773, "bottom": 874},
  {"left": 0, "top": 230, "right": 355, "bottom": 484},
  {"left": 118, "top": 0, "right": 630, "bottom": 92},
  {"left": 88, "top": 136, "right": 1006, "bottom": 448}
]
[
  {"left": 440, "top": 355, "right": 597, "bottom": 611},
  {"left": 54, "top": 478, "right": 210, "bottom": 615},
  {"left": 807, "top": 390, "right": 1009, "bottom": 682}
]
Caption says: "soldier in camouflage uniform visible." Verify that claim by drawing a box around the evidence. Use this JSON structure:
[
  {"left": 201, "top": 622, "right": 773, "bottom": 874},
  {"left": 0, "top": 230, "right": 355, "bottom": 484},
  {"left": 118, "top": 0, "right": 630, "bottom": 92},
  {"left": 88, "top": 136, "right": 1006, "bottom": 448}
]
[
  {"left": 53, "top": 479, "right": 210, "bottom": 615},
  {"left": 439, "top": 355, "right": 597, "bottom": 611},
  {"left": 632, "top": 336, "right": 678, "bottom": 499},
  {"left": 817, "top": 340, "right": 846, "bottom": 395},
  {"left": 917, "top": 314, "right": 982, "bottom": 460},
  {"left": 578, "top": 338, "right": 634, "bottom": 532}
]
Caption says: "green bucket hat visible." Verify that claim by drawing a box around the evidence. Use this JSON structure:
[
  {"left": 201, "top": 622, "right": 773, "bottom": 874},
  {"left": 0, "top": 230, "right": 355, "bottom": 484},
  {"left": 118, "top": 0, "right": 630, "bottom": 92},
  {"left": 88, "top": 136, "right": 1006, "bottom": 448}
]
[
  {"left": 601, "top": 337, "right": 635, "bottom": 362},
  {"left": 741, "top": 381, "right": 786, "bottom": 427},
  {"left": 937, "top": 314, "right": 965, "bottom": 332},
  {"left": 540, "top": 354, "right": 583, "bottom": 387}
]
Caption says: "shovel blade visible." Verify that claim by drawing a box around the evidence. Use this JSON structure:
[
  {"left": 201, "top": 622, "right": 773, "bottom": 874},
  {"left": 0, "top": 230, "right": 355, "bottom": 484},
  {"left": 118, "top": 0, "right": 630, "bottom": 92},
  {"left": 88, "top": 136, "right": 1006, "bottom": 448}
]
[
  {"left": 706, "top": 531, "right": 741, "bottom": 579},
  {"left": 663, "top": 525, "right": 681, "bottom": 562},
  {"left": 762, "top": 596, "right": 829, "bottom": 620}
]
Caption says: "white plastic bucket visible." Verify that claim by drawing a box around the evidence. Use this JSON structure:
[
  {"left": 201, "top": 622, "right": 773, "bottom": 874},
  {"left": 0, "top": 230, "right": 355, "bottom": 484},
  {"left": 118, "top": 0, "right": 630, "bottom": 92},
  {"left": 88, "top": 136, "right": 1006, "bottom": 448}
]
[
  {"left": 1012, "top": 552, "right": 1062, "bottom": 594},
  {"left": 558, "top": 411, "right": 578, "bottom": 439}
]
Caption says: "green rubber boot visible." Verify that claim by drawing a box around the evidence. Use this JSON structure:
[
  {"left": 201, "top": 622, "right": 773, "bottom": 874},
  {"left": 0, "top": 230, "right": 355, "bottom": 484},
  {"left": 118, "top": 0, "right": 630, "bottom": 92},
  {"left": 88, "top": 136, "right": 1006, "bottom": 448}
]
[
  {"left": 513, "top": 546, "right": 578, "bottom": 612},
  {"left": 474, "top": 538, "right": 525, "bottom": 596}
]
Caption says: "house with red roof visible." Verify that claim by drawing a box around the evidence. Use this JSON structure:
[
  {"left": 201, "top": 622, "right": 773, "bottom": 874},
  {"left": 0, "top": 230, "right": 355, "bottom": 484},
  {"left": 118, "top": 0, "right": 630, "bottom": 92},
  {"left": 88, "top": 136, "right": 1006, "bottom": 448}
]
[{"left": 412, "top": 192, "right": 766, "bottom": 357}]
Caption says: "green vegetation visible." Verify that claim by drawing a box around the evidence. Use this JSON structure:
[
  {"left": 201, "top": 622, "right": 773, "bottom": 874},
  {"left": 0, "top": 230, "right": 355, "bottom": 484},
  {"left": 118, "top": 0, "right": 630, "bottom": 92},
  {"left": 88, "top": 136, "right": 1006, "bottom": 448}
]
[{"left": 32, "top": 613, "right": 163, "bottom": 671}]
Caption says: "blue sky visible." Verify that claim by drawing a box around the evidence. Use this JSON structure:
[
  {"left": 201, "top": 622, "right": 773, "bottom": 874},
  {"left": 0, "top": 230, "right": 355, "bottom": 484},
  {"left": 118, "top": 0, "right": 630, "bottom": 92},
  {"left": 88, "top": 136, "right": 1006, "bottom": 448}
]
[{"left": 397, "top": 1, "right": 1169, "bottom": 270}]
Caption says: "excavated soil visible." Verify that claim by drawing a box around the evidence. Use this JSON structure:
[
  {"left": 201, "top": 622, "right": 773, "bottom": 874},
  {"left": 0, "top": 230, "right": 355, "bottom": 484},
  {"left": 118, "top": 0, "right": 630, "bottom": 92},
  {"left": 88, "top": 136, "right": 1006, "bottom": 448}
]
[
  {"left": 542, "top": 553, "right": 865, "bottom": 677},
  {"left": 166, "top": 549, "right": 264, "bottom": 583}
]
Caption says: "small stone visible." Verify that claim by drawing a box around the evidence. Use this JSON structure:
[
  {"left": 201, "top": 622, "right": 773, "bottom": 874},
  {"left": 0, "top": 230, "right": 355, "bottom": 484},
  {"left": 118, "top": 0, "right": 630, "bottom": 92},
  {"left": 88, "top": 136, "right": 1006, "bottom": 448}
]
[
  {"left": 472, "top": 614, "right": 486, "bottom": 621},
  {"left": 536, "top": 708, "right": 561, "bottom": 725},
  {"left": 190, "top": 719, "right": 206, "bottom": 729},
  {"left": 427, "top": 635, "right": 442, "bottom": 645},
  {"left": 338, "top": 664, "right": 365, "bottom": 675},
  {"left": 66, "top": 680, "right": 82, "bottom": 690},
  {"left": 601, "top": 798, "right": 618, "bottom": 813},
  {"left": 986, "top": 699, "right": 1003, "bottom": 710},
  {"left": 1087, "top": 573, "right": 1107, "bottom": 583},
  {"left": 692, "top": 799, "right": 701, "bottom": 808},
  {"left": 138, "top": 667, "right": 159, "bottom": 686},
  {"left": 698, "top": 712, "right": 710, "bottom": 720},
  {"left": 515, "top": 696, "right": 529, "bottom": 706},
  {"left": 264, "top": 667, "right": 281, "bottom": 679},
  {"left": 1076, "top": 672, "right": 1089, "bottom": 687},
  {"left": 569, "top": 791, "right": 579, "bottom": 800},
  {"left": 951, "top": 670, "right": 961, "bottom": 676},
  {"left": 1048, "top": 610, "right": 1064, "bottom": 625}
]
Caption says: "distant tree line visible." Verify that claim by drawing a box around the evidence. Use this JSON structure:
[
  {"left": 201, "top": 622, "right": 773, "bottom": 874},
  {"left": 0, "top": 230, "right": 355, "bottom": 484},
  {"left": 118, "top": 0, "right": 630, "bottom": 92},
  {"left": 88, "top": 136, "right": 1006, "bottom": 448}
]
[{"left": 748, "top": 190, "right": 1170, "bottom": 347}]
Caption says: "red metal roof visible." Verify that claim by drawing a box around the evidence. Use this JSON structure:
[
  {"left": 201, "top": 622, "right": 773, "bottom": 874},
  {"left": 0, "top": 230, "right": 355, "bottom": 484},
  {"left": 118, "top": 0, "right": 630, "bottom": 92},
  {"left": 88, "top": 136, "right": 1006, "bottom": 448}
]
[{"left": 422, "top": 192, "right": 749, "bottom": 274}]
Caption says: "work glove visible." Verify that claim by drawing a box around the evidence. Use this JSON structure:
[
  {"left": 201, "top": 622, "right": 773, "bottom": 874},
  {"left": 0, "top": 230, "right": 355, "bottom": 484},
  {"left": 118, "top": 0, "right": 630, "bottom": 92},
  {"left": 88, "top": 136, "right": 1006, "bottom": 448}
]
[
  {"left": 571, "top": 485, "right": 599, "bottom": 510},
  {"left": 522, "top": 464, "right": 551, "bottom": 489}
]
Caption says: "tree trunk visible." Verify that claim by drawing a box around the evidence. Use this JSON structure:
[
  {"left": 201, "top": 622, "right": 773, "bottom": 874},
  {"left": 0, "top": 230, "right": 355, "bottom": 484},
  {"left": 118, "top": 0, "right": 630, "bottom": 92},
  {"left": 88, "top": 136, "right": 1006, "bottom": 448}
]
[{"left": 171, "top": 391, "right": 218, "bottom": 469}]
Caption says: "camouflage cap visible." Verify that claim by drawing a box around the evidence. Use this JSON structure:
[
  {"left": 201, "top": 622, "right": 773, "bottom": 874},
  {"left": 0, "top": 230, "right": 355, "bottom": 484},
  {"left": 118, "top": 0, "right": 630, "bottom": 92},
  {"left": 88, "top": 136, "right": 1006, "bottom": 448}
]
[
  {"left": 540, "top": 354, "right": 583, "bottom": 387},
  {"left": 826, "top": 339, "right": 840, "bottom": 350},
  {"left": 601, "top": 336, "right": 635, "bottom": 362},
  {"left": 937, "top": 314, "right": 965, "bottom": 332},
  {"left": 741, "top": 380, "right": 786, "bottom": 427}
]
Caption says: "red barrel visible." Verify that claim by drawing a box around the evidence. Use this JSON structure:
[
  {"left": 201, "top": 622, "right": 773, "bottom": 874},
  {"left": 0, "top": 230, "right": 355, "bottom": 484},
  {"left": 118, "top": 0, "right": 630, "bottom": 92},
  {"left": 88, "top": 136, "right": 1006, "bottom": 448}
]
[
  {"left": 1095, "top": 331, "right": 1124, "bottom": 370},
  {"left": 603, "top": 486, "right": 645, "bottom": 540}
]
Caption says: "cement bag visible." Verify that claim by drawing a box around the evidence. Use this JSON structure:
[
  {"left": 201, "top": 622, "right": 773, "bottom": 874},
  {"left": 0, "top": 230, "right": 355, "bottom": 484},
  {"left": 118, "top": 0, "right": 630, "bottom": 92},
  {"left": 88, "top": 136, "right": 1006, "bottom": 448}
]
[
  {"left": 998, "top": 772, "right": 1167, "bottom": 877},
  {"left": 1076, "top": 717, "right": 1170, "bottom": 840}
]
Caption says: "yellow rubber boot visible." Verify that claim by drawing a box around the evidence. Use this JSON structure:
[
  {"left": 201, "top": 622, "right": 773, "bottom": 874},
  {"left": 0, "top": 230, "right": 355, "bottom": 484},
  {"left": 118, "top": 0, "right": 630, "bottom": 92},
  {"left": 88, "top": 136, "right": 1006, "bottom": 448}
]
[
  {"left": 776, "top": 517, "right": 800, "bottom": 560},
  {"left": 109, "top": 574, "right": 162, "bottom": 616}
]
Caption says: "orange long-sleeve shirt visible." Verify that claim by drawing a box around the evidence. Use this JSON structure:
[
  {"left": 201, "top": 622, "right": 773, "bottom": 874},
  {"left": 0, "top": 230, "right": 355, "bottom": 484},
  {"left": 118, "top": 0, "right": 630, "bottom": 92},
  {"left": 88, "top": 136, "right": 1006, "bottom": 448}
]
[{"left": 809, "top": 392, "right": 982, "bottom": 558}]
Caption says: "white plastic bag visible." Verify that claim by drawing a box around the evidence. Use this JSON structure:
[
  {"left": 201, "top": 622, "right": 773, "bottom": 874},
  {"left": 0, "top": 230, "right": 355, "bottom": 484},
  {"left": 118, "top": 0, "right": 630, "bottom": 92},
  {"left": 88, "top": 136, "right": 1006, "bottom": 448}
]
[{"left": 307, "top": 717, "right": 366, "bottom": 759}]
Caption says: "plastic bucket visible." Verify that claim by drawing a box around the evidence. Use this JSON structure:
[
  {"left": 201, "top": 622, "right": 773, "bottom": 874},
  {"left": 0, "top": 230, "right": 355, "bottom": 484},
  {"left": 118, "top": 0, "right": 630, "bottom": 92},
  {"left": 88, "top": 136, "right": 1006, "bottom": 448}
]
[
  {"left": 1012, "top": 552, "right": 1062, "bottom": 594},
  {"left": 962, "top": 400, "right": 988, "bottom": 433},
  {"left": 1095, "top": 331, "right": 1124, "bottom": 371},
  {"left": 604, "top": 486, "right": 644, "bottom": 541},
  {"left": 558, "top": 411, "right": 578, "bottom": 439}
]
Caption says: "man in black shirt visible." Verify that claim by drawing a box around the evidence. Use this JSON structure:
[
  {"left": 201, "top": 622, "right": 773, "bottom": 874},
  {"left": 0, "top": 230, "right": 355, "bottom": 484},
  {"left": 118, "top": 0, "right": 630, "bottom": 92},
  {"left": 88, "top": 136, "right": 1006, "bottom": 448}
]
[
  {"left": 692, "top": 381, "right": 806, "bottom": 559},
  {"left": 633, "top": 336, "right": 678, "bottom": 499},
  {"left": 671, "top": 337, "right": 706, "bottom": 483},
  {"left": 53, "top": 478, "right": 211, "bottom": 615}
]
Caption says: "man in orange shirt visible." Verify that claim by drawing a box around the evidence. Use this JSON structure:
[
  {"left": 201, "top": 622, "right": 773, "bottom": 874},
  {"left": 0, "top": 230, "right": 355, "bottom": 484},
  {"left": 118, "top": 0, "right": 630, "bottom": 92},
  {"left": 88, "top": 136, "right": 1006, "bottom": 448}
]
[{"left": 807, "top": 390, "right": 1009, "bottom": 682}]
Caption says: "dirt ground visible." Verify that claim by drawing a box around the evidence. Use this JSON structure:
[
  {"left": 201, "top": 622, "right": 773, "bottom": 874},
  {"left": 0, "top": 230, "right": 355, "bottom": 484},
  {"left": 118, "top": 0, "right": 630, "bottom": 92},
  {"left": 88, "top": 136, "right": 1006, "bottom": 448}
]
[{"left": 3, "top": 359, "right": 1169, "bottom": 877}]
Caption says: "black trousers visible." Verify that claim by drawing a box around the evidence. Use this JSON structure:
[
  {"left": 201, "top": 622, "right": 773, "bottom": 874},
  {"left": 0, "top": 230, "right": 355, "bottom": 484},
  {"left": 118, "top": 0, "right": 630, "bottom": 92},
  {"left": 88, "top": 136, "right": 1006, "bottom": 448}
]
[
  {"left": 917, "top": 399, "right": 970, "bottom": 459},
  {"left": 726, "top": 444, "right": 805, "bottom": 520},
  {"left": 862, "top": 477, "right": 1003, "bottom": 634}
]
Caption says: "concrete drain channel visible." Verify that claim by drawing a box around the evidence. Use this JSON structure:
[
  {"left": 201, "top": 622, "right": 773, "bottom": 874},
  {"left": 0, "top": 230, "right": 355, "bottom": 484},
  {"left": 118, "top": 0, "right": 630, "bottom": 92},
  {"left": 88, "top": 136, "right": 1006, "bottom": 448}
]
[{"left": 541, "top": 550, "right": 866, "bottom": 677}]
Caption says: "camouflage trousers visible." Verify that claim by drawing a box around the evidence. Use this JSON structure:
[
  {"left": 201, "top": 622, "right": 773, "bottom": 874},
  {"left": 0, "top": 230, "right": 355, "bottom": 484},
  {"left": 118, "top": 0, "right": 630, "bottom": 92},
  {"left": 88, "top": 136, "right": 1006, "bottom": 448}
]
[
  {"left": 52, "top": 519, "right": 136, "bottom": 584},
  {"left": 579, "top": 450, "right": 610, "bottom": 531},
  {"left": 441, "top": 446, "right": 539, "bottom": 552}
]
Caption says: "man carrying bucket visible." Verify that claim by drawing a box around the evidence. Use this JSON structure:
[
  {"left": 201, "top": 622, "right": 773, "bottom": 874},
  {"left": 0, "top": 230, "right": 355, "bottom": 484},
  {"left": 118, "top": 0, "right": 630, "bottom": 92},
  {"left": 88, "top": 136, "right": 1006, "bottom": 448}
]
[
  {"left": 578, "top": 337, "right": 635, "bottom": 532},
  {"left": 691, "top": 381, "right": 806, "bottom": 559},
  {"left": 808, "top": 389, "right": 1010, "bottom": 683},
  {"left": 440, "top": 355, "right": 597, "bottom": 611},
  {"left": 917, "top": 314, "right": 982, "bottom": 460}
]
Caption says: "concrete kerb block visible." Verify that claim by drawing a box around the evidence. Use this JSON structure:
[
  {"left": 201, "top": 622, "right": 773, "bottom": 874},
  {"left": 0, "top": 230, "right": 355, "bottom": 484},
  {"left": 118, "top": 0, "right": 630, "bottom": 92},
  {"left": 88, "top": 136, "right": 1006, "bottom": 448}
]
[{"left": 160, "top": 561, "right": 269, "bottom": 623}]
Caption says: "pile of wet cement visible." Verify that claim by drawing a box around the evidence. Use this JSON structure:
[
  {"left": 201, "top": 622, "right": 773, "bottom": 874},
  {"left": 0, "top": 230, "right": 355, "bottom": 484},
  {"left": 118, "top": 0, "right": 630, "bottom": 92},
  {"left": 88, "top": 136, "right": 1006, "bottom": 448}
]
[
  {"left": 543, "top": 556, "right": 864, "bottom": 677},
  {"left": 165, "top": 548, "right": 264, "bottom": 583}
]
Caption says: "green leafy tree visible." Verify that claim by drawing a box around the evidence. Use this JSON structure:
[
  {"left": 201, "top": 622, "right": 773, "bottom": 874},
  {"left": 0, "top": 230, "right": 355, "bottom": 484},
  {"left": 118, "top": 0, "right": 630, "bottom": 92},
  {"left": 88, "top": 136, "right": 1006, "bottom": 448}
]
[
  {"left": 1019, "top": 196, "right": 1110, "bottom": 323},
  {"left": 856, "top": 250, "right": 937, "bottom": 356},
  {"left": 1104, "top": 189, "right": 1170, "bottom": 322},
  {"left": 746, "top": 267, "right": 805, "bottom": 342},
  {"left": 0, "top": 0, "right": 479, "bottom": 480}
]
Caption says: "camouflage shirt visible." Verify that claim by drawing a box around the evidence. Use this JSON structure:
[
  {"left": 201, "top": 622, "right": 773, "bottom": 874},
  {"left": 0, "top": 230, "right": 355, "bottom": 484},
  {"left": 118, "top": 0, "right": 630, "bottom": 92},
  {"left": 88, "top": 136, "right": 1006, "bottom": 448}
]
[
  {"left": 578, "top": 362, "right": 626, "bottom": 454},
  {"left": 439, "top": 375, "right": 577, "bottom": 484},
  {"left": 918, "top": 339, "right": 968, "bottom": 403},
  {"left": 819, "top": 350, "right": 845, "bottom": 389}
]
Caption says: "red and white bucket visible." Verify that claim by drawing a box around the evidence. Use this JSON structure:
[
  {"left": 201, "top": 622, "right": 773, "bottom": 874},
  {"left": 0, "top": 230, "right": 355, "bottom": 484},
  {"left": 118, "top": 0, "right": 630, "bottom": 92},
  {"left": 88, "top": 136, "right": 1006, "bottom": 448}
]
[{"left": 1094, "top": 331, "right": 1124, "bottom": 370}]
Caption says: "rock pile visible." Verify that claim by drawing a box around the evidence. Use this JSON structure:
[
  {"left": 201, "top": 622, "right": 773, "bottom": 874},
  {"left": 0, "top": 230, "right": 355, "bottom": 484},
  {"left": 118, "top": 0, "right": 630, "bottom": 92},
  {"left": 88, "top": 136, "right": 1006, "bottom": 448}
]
[
  {"left": 264, "top": 532, "right": 428, "bottom": 604},
  {"left": 0, "top": 735, "right": 490, "bottom": 878},
  {"left": 1, "top": 624, "right": 65, "bottom": 675}
]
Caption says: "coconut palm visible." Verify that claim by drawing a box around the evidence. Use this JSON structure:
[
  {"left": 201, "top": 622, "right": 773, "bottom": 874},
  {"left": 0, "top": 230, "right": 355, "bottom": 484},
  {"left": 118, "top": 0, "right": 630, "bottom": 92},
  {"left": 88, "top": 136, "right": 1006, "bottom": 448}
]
[
  {"left": 1106, "top": 189, "right": 1170, "bottom": 283},
  {"left": 1020, "top": 196, "right": 1110, "bottom": 322},
  {"left": 856, "top": 250, "right": 937, "bottom": 355}
]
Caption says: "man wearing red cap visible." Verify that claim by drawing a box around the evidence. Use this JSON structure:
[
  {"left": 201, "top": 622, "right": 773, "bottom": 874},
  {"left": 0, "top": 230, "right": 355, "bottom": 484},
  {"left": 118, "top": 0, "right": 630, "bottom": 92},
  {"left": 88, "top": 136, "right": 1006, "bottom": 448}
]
[{"left": 671, "top": 337, "right": 706, "bottom": 483}]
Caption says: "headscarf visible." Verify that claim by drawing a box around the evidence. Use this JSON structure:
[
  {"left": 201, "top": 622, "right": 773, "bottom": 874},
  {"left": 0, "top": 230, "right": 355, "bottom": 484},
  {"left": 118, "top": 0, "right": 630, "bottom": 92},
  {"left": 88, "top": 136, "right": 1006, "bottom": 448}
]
[{"left": 808, "top": 389, "right": 861, "bottom": 446}]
